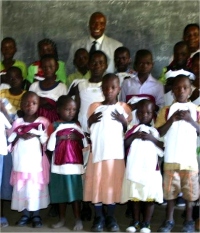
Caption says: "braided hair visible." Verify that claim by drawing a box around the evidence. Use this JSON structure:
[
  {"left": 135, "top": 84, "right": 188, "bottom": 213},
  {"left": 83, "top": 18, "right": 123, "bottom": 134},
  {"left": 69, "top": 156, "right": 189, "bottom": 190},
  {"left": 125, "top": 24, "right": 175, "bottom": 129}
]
[{"left": 38, "top": 38, "right": 58, "bottom": 60}]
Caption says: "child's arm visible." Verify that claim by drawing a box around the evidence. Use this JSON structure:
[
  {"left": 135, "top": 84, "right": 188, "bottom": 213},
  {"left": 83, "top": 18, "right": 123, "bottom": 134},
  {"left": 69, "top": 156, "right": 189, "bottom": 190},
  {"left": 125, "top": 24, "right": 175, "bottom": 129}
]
[
  {"left": 157, "top": 109, "right": 181, "bottom": 136},
  {"left": 140, "top": 132, "right": 164, "bottom": 150},
  {"left": 124, "top": 131, "right": 143, "bottom": 150},
  {"left": 111, "top": 110, "right": 127, "bottom": 133},
  {"left": 88, "top": 111, "right": 102, "bottom": 128},
  {"left": 180, "top": 110, "right": 200, "bottom": 134}
]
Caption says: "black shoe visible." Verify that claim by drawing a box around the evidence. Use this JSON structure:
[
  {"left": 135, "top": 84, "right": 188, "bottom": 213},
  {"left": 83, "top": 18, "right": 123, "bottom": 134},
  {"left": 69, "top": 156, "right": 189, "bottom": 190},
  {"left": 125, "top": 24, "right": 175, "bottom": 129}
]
[
  {"left": 157, "top": 220, "right": 174, "bottom": 232},
  {"left": 31, "top": 216, "right": 42, "bottom": 228},
  {"left": 181, "top": 220, "right": 195, "bottom": 232},
  {"left": 81, "top": 205, "right": 92, "bottom": 221},
  {"left": 15, "top": 215, "right": 31, "bottom": 227},
  {"left": 91, "top": 216, "right": 105, "bottom": 232},
  {"left": 176, "top": 197, "right": 186, "bottom": 207},
  {"left": 105, "top": 216, "right": 119, "bottom": 232}
]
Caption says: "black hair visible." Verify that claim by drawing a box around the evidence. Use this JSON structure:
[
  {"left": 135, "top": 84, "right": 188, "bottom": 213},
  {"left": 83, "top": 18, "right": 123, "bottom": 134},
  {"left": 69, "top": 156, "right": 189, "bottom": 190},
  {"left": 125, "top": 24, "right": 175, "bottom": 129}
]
[
  {"left": 1, "top": 37, "right": 16, "bottom": 47},
  {"left": 56, "top": 95, "right": 75, "bottom": 108},
  {"left": 114, "top": 46, "right": 130, "bottom": 58},
  {"left": 89, "top": 50, "right": 108, "bottom": 64},
  {"left": 6, "top": 66, "right": 22, "bottom": 77},
  {"left": 183, "top": 23, "right": 200, "bottom": 35},
  {"left": 134, "top": 49, "right": 152, "bottom": 68},
  {"left": 74, "top": 48, "right": 89, "bottom": 58},
  {"left": 102, "top": 73, "right": 119, "bottom": 85},
  {"left": 38, "top": 38, "right": 58, "bottom": 60},
  {"left": 137, "top": 99, "right": 155, "bottom": 109},
  {"left": 173, "top": 74, "right": 192, "bottom": 86},
  {"left": 191, "top": 52, "right": 200, "bottom": 63},
  {"left": 173, "top": 41, "right": 189, "bottom": 52},
  {"left": 40, "top": 54, "right": 58, "bottom": 63},
  {"left": 89, "top": 12, "right": 106, "bottom": 22},
  {"left": 21, "top": 91, "right": 39, "bottom": 104}
]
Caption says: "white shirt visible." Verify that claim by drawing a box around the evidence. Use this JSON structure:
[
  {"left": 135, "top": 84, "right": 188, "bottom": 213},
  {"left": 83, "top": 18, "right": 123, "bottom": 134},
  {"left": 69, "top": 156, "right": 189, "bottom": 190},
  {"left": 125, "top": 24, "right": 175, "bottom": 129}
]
[
  {"left": 29, "top": 81, "right": 67, "bottom": 101},
  {"left": 120, "top": 73, "right": 164, "bottom": 108}
]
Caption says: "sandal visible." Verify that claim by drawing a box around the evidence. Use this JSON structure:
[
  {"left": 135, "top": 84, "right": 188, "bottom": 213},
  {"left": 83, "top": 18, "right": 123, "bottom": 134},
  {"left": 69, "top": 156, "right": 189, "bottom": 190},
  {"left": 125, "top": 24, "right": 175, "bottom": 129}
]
[
  {"left": 31, "top": 216, "right": 42, "bottom": 228},
  {"left": 15, "top": 215, "right": 30, "bottom": 227},
  {"left": 0, "top": 217, "right": 9, "bottom": 228}
]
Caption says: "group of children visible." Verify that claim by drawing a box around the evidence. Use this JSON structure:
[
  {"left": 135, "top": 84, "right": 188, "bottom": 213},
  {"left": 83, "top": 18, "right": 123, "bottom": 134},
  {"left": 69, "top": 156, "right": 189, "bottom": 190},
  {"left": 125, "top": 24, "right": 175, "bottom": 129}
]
[{"left": 0, "top": 23, "right": 199, "bottom": 233}]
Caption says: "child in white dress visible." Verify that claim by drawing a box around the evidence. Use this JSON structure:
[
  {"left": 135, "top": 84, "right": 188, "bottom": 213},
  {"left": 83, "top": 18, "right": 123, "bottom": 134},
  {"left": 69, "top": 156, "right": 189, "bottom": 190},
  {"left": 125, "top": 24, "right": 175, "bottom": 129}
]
[
  {"left": 84, "top": 73, "right": 132, "bottom": 232},
  {"left": 8, "top": 91, "right": 50, "bottom": 228},
  {"left": 121, "top": 99, "right": 163, "bottom": 233}
]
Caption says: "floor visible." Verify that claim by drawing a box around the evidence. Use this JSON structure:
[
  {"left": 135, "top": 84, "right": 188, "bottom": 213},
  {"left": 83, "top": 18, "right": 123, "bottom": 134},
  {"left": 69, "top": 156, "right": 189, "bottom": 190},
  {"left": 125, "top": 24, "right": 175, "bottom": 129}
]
[{"left": 1, "top": 201, "right": 191, "bottom": 233}]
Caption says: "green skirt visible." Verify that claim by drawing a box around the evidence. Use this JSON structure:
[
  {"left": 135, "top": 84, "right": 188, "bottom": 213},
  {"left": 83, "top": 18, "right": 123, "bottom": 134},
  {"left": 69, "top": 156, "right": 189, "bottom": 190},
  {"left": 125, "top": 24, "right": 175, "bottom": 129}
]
[{"left": 49, "top": 173, "right": 83, "bottom": 203}]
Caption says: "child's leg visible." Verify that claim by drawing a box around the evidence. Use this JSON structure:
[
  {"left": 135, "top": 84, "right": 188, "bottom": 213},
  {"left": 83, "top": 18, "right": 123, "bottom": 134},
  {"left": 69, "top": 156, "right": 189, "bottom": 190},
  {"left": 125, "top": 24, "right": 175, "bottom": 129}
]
[
  {"left": 52, "top": 203, "right": 66, "bottom": 228},
  {"left": 185, "top": 200, "right": 194, "bottom": 221},
  {"left": 105, "top": 203, "right": 119, "bottom": 232},
  {"left": 166, "top": 199, "right": 175, "bottom": 221},
  {"left": 132, "top": 201, "right": 141, "bottom": 222},
  {"left": 91, "top": 203, "right": 104, "bottom": 232},
  {"left": 143, "top": 201, "right": 154, "bottom": 223},
  {"left": 72, "top": 201, "right": 83, "bottom": 231},
  {"left": 126, "top": 201, "right": 141, "bottom": 232},
  {"left": 16, "top": 209, "right": 31, "bottom": 226},
  {"left": 31, "top": 210, "right": 42, "bottom": 228}
]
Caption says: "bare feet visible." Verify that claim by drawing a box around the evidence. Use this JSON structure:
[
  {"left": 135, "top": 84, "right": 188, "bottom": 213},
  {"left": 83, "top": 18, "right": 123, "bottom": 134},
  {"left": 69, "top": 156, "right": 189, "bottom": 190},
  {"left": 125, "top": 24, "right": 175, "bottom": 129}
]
[{"left": 73, "top": 219, "right": 83, "bottom": 231}]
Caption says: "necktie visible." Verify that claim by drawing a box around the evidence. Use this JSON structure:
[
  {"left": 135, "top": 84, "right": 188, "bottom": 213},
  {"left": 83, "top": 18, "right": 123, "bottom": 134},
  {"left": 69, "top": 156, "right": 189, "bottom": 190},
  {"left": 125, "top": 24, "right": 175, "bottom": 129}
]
[{"left": 89, "top": 41, "right": 97, "bottom": 55}]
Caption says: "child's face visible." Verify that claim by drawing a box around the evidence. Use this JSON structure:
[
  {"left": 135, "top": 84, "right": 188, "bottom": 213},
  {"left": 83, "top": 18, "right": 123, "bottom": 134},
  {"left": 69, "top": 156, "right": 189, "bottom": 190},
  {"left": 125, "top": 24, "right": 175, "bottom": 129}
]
[
  {"left": 8, "top": 70, "right": 23, "bottom": 89},
  {"left": 74, "top": 50, "right": 89, "bottom": 70},
  {"left": 39, "top": 43, "right": 55, "bottom": 58},
  {"left": 1, "top": 40, "right": 16, "bottom": 60},
  {"left": 172, "top": 77, "right": 192, "bottom": 103},
  {"left": 135, "top": 55, "right": 153, "bottom": 75},
  {"left": 89, "top": 54, "right": 107, "bottom": 77},
  {"left": 184, "top": 26, "right": 200, "bottom": 53},
  {"left": 89, "top": 14, "right": 106, "bottom": 39},
  {"left": 114, "top": 51, "right": 130, "bottom": 72},
  {"left": 174, "top": 45, "right": 190, "bottom": 66},
  {"left": 21, "top": 94, "right": 39, "bottom": 116},
  {"left": 41, "top": 58, "right": 58, "bottom": 79},
  {"left": 102, "top": 78, "right": 120, "bottom": 102},
  {"left": 136, "top": 103, "right": 154, "bottom": 125},
  {"left": 57, "top": 100, "right": 77, "bottom": 122}
]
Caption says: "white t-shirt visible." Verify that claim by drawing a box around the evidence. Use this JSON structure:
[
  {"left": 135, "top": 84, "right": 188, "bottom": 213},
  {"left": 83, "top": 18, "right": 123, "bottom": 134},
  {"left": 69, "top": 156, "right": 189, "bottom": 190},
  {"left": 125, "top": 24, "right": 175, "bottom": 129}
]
[{"left": 29, "top": 81, "right": 67, "bottom": 101}]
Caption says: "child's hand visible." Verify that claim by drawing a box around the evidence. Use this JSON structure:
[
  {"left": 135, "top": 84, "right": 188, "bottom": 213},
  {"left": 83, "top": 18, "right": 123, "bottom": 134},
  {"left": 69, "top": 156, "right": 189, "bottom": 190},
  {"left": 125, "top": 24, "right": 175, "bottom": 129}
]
[
  {"left": 111, "top": 110, "right": 127, "bottom": 132},
  {"left": 170, "top": 110, "right": 192, "bottom": 123},
  {"left": 178, "top": 110, "right": 192, "bottom": 123},
  {"left": 111, "top": 110, "right": 126, "bottom": 123},
  {"left": 88, "top": 112, "right": 102, "bottom": 128},
  {"left": 140, "top": 131, "right": 155, "bottom": 142},
  {"left": 169, "top": 110, "right": 182, "bottom": 123}
]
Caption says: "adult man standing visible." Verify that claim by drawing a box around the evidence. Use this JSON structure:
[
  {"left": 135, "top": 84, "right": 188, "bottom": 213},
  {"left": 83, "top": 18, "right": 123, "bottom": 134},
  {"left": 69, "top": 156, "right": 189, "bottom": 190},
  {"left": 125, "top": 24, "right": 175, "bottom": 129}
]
[{"left": 67, "top": 12, "right": 123, "bottom": 74}]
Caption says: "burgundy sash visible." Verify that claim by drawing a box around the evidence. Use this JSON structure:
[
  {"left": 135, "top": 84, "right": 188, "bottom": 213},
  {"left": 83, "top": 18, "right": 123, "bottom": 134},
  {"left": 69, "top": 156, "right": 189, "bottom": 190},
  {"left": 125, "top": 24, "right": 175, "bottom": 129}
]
[{"left": 54, "top": 128, "right": 84, "bottom": 165}]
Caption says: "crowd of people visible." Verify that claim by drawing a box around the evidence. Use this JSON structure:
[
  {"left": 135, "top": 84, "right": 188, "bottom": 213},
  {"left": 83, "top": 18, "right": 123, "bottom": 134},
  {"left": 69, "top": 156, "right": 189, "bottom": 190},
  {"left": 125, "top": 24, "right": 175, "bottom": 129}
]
[{"left": 0, "top": 11, "right": 200, "bottom": 233}]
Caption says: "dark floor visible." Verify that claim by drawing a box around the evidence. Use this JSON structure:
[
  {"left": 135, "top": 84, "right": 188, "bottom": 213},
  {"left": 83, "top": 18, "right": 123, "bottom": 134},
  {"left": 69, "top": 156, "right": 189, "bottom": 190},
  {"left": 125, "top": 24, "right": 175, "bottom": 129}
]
[{"left": 1, "top": 201, "right": 193, "bottom": 232}]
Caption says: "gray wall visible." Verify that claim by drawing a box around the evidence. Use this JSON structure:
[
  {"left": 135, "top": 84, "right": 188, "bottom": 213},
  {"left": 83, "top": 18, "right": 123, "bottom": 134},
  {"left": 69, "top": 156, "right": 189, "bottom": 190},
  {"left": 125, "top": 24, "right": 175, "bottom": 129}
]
[{"left": 2, "top": 0, "right": 200, "bottom": 78}]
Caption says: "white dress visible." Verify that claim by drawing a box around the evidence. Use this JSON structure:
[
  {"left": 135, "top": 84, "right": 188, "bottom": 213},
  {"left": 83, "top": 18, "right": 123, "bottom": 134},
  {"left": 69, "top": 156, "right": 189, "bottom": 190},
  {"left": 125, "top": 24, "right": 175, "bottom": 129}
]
[
  {"left": 121, "top": 124, "right": 163, "bottom": 204},
  {"left": 164, "top": 102, "right": 198, "bottom": 170},
  {"left": 90, "top": 103, "right": 128, "bottom": 163},
  {"left": 8, "top": 117, "right": 50, "bottom": 212}
]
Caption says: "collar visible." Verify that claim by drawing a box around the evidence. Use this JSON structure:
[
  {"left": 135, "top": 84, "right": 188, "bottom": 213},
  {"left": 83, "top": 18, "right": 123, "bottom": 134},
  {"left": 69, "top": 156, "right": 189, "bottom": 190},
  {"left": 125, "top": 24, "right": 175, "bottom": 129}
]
[
  {"left": 90, "top": 34, "right": 104, "bottom": 45},
  {"left": 134, "top": 73, "right": 155, "bottom": 83}
]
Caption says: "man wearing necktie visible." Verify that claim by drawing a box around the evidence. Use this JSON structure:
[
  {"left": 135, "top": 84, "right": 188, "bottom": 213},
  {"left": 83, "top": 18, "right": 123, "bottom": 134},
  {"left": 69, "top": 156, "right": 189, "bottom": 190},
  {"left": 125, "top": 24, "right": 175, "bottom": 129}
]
[{"left": 67, "top": 12, "right": 123, "bottom": 74}]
